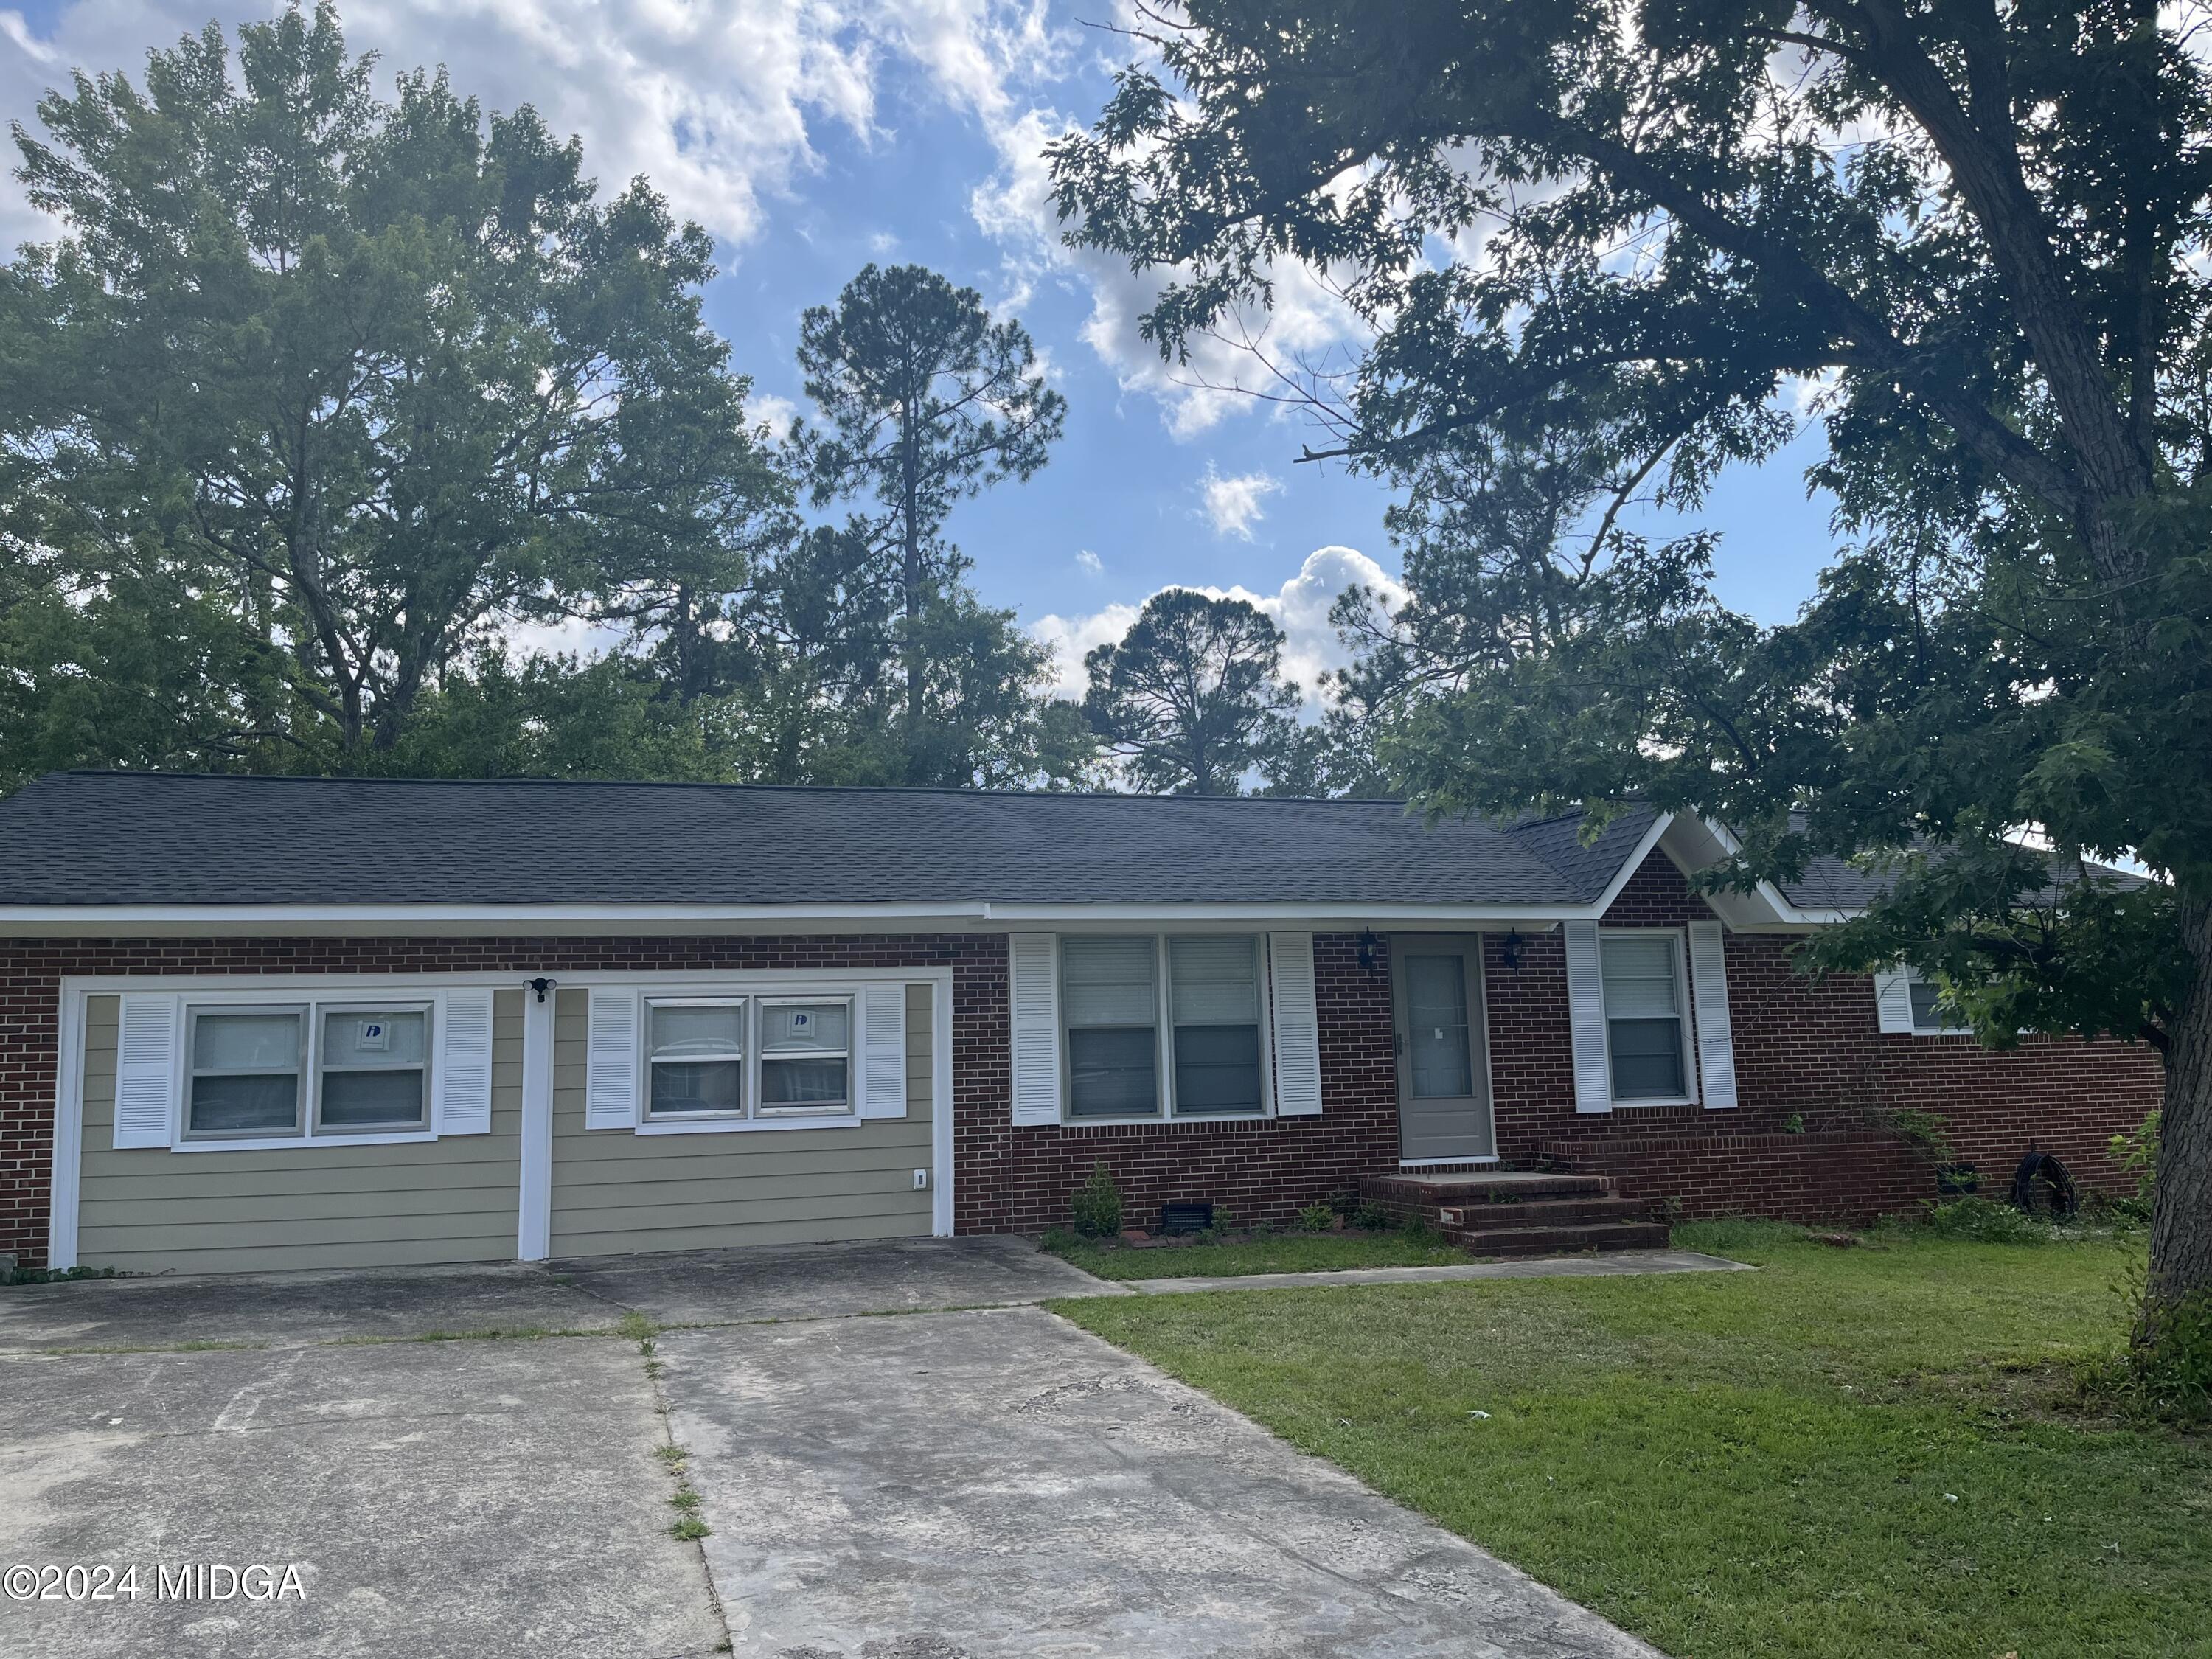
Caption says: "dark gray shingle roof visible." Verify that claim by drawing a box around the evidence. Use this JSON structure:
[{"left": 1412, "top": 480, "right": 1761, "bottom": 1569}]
[{"left": 0, "top": 772, "right": 1653, "bottom": 910}]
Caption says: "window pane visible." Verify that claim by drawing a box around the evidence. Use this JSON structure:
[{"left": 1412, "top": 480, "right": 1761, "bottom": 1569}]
[
  {"left": 1068, "top": 1026, "right": 1159, "bottom": 1117},
  {"left": 1405, "top": 954, "right": 1475, "bottom": 1099},
  {"left": 1062, "top": 936, "right": 1158, "bottom": 1027},
  {"left": 651, "top": 1003, "right": 744, "bottom": 1058},
  {"left": 193, "top": 1012, "right": 301, "bottom": 1072},
  {"left": 760, "top": 1056, "right": 849, "bottom": 1108},
  {"left": 1169, "top": 937, "right": 1259, "bottom": 1025},
  {"left": 650, "top": 1060, "right": 742, "bottom": 1115},
  {"left": 1600, "top": 936, "right": 1679, "bottom": 1018},
  {"left": 1608, "top": 1018, "right": 1685, "bottom": 1099},
  {"left": 321, "top": 1009, "right": 427, "bottom": 1069},
  {"left": 189, "top": 1073, "right": 300, "bottom": 1134},
  {"left": 1173, "top": 1023, "right": 1262, "bottom": 1113},
  {"left": 760, "top": 1003, "right": 848, "bottom": 1054},
  {"left": 321, "top": 1068, "right": 428, "bottom": 1128},
  {"left": 1908, "top": 980, "right": 1958, "bottom": 1032}
]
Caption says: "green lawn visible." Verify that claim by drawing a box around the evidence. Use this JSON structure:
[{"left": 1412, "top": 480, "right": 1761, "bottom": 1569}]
[
  {"left": 1056, "top": 1220, "right": 2212, "bottom": 1659},
  {"left": 1043, "top": 1229, "right": 1471, "bottom": 1281}
]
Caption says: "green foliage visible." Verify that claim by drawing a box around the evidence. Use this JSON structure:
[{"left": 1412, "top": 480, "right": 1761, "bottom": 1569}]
[
  {"left": 1352, "top": 1200, "right": 1397, "bottom": 1231},
  {"left": 1882, "top": 1108, "right": 1956, "bottom": 1168},
  {"left": 792, "top": 262, "right": 1074, "bottom": 785},
  {"left": 2110, "top": 1110, "right": 2163, "bottom": 1221},
  {"left": 1921, "top": 1197, "right": 2049, "bottom": 1245},
  {"left": 1070, "top": 1162, "right": 1124, "bottom": 1239},
  {"left": 2129, "top": 1288, "right": 2212, "bottom": 1423},
  {"left": 1052, "top": 0, "right": 2212, "bottom": 1306},
  {"left": 1, "top": 1, "right": 787, "bottom": 775},
  {"left": 1296, "top": 1202, "right": 1337, "bottom": 1233},
  {"left": 1081, "top": 589, "right": 1301, "bottom": 794},
  {"left": 1, "top": 1262, "right": 118, "bottom": 1286}
]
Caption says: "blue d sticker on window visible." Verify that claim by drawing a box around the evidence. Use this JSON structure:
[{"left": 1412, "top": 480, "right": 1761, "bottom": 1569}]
[
  {"left": 358, "top": 1020, "right": 389, "bottom": 1051},
  {"left": 789, "top": 1011, "right": 811, "bottom": 1032}
]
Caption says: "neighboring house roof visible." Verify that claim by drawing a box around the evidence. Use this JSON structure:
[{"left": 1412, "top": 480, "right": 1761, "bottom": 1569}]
[{"left": 0, "top": 771, "right": 1658, "bottom": 913}]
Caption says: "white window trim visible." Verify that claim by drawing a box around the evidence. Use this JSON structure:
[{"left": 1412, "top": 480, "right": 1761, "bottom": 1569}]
[
  {"left": 176, "top": 990, "right": 441, "bottom": 1152},
  {"left": 1903, "top": 968, "right": 1975, "bottom": 1037},
  {"left": 626, "top": 984, "right": 861, "bottom": 1135},
  {"left": 641, "top": 995, "right": 749, "bottom": 1124},
  {"left": 1597, "top": 927, "right": 1700, "bottom": 1108},
  {"left": 1058, "top": 932, "right": 1273, "bottom": 1125},
  {"left": 756, "top": 992, "right": 855, "bottom": 1118}
]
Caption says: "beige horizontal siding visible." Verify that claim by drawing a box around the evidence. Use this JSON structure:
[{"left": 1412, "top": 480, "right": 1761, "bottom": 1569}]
[
  {"left": 77, "top": 991, "right": 525, "bottom": 1276},
  {"left": 548, "top": 981, "right": 934, "bottom": 1259}
]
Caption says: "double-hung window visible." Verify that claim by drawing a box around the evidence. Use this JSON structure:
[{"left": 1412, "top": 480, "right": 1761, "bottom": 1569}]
[
  {"left": 1060, "top": 934, "right": 1267, "bottom": 1119},
  {"left": 1599, "top": 933, "right": 1693, "bottom": 1104},
  {"left": 759, "top": 999, "right": 852, "bottom": 1113},
  {"left": 1906, "top": 973, "right": 1970, "bottom": 1034},
  {"left": 184, "top": 1000, "right": 432, "bottom": 1140},
  {"left": 646, "top": 999, "right": 746, "bottom": 1118}
]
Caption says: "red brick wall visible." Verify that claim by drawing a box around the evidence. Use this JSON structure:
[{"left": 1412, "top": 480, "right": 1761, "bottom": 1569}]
[
  {"left": 1480, "top": 851, "right": 2166, "bottom": 1222},
  {"left": 959, "top": 932, "right": 1403, "bottom": 1234},
  {"left": 1, "top": 878, "right": 2168, "bottom": 1264}
]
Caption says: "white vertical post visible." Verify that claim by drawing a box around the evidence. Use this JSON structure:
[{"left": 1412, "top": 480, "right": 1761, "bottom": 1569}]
[{"left": 517, "top": 983, "right": 555, "bottom": 1262}]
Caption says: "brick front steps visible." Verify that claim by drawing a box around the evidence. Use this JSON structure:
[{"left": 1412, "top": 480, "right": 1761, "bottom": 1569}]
[{"left": 1360, "top": 1170, "right": 1671, "bottom": 1259}]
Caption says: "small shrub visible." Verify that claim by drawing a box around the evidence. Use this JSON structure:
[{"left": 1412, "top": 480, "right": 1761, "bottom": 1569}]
[
  {"left": 1922, "top": 1195, "right": 2048, "bottom": 1244},
  {"left": 1885, "top": 1107, "right": 1957, "bottom": 1167},
  {"left": 1780, "top": 1112, "right": 1804, "bottom": 1134},
  {"left": 1296, "top": 1202, "right": 1336, "bottom": 1233},
  {"left": 1352, "top": 1200, "right": 1396, "bottom": 1231},
  {"left": 0, "top": 1263, "right": 117, "bottom": 1287},
  {"left": 2128, "top": 1286, "right": 2212, "bottom": 1422},
  {"left": 1399, "top": 1214, "right": 1444, "bottom": 1246},
  {"left": 1071, "top": 1162, "right": 1124, "bottom": 1239},
  {"left": 1038, "top": 1225, "right": 1081, "bottom": 1256},
  {"left": 2107, "top": 1108, "right": 2160, "bottom": 1222}
]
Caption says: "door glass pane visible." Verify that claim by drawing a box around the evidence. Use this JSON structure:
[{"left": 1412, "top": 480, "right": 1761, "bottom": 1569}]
[
  {"left": 651, "top": 1060, "right": 743, "bottom": 1115},
  {"left": 1406, "top": 955, "right": 1474, "bottom": 1099},
  {"left": 1067, "top": 1026, "right": 1159, "bottom": 1117},
  {"left": 1173, "top": 1024, "right": 1262, "bottom": 1113},
  {"left": 650, "top": 1003, "right": 744, "bottom": 1057},
  {"left": 193, "top": 1012, "right": 301, "bottom": 1071},
  {"left": 321, "top": 1068, "right": 428, "bottom": 1127},
  {"left": 189, "top": 1073, "right": 300, "bottom": 1134}
]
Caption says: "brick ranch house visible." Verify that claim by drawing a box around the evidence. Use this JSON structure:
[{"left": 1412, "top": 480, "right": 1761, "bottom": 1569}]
[{"left": 0, "top": 771, "right": 2163, "bottom": 1275}]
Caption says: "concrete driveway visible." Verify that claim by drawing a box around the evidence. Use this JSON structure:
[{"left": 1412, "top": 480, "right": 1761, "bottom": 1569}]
[{"left": 1, "top": 1238, "right": 1660, "bottom": 1659}]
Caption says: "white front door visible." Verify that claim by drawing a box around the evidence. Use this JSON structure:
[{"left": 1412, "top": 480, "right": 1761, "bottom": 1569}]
[{"left": 1392, "top": 939, "right": 1496, "bottom": 1163}]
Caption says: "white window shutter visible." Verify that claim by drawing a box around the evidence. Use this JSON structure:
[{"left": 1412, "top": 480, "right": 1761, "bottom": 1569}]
[
  {"left": 1564, "top": 920, "right": 1613, "bottom": 1113},
  {"left": 1008, "top": 933, "right": 1062, "bottom": 1126},
  {"left": 858, "top": 982, "right": 908, "bottom": 1119},
  {"left": 112, "top": 994, "right": 181, "bottom": 1150},
  {"left": 1267, "top": 931, "right": 1324, "bottom": 1116},
  {"left": 1873, "top": 967, "right": 1916, "bottom": 1034},
  {"left": 1687, "top": 921, "right": 1738, "bottom": 1110},
  {"left": 434, "top": 989, "right": 495, "bottom": 1135},
  {"left": 585, "top": 987, "right": 641, "bottom": 1130}
]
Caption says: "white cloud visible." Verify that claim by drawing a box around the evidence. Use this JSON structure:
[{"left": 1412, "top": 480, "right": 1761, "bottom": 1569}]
[
  {"left": 1074, "top": 548, "right": 1102, "bottom": 574},
  {"left": 1197, "top": 465, "right": 1282, "bottom": 540},
  {"left": 1029, "top": 545, "right": 1407, "bottom": 708},
  {"left": 747, "top": 392, "right": 800, "bottom": 439},
  {"left": 0, "top": 0, "right": 1053, "bottom": 258}
]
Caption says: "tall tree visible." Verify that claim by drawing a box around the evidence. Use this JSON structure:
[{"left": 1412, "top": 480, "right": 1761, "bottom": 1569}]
[
  {"left": 1082, "top": 589, "right": 1300, "bottom": 794},
  {"left": 1052, "top": 0, "right": 2212, "bottom": 1329},
  {"left": 0, "top": 1, "right": 787, "bottom": 771},
  {"left": 795, "top": 263, "right": 1066, "bottom": 774}
]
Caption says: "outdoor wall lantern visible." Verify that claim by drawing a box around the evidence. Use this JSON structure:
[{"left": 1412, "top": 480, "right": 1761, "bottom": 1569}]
[
  {"left": 1356, "top": 929, "right": 1382, "bottom": 974},
  {"left": 1500, "top": 930, "right": 1525, "bottom": 971}
]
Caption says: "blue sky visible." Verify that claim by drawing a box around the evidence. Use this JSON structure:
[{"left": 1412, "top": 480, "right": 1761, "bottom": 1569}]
[{"left": 1, "top": 0, "right": 1840, "bottom": 698}]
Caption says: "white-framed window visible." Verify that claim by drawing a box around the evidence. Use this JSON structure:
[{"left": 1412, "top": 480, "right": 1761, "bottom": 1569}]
[
  {"left": 1060, "top": 933, "right": 1268, "bottom": 1121},
  {"left": 634, "top": 993, "right": 854, "bottom": 1124},
  {"left": 1598, "top": 931, "right": 1696, "bottom": 1105},
  {"left": 1907, "top": 971, "right": 1972, "bottom": 1035},
  {"left": 759, "top": 997, "right": 852, "bottom": 1114},
  {"left": 184, "top": 998, "right": 434, "bottom": 1141},
  {"left": 645, "top": 998, "right": 747, "bottom": 1119}
]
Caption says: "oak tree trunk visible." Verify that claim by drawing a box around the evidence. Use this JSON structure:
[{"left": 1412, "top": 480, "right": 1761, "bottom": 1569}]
[{"left": 2147, "top": 894, "right": 2212, "bottom": 1318}]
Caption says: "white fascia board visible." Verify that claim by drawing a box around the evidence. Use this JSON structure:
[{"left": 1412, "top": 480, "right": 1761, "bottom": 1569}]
[
  {"left": 1582, "top": 811, "right": 1680, "bottom": 917},
  {"left": 1682, "top": 815, "right": 1865, "bottom": 928},
  {"left": 2, "top": 902, "right": 1597, "bottom": 938}
]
